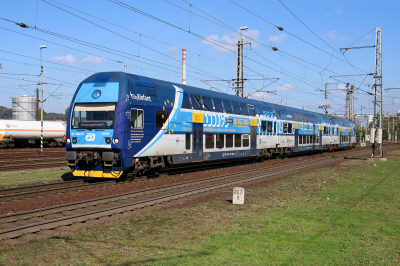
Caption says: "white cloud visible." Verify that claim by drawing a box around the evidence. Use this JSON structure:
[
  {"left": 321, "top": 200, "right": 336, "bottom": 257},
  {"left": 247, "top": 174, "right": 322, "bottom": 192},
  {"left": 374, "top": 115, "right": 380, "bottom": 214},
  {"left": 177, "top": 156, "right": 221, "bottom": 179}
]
[
  {"left": 168, "top": 46, "right": 178, "bottom": 51},
  {"left": 275, "top": 83, "right": 294, "bottom": 92},
  {"left": 329, "top": 84, "right": 346, "bottom": 96},
  {"left": 81, "top": 55, "right": 106, "bottom": 64},
  {"left": 50, "top": 54, "right": 78, "bottom": 64},
  {"left": 333, "top": 8, "right": 342, "bottom": 14},
  {"left": 363, "top": 35, "right": 372, "bottom": 39},
  {"left": 251, "top": 92, "right": 272, "bottom": 101},
  {"left": 203, "top": 29, "right": 260, "bottom": 52},
  {"left": 326, "top": 30, "right": 337, "bottom": 40},
  {"left": 338, "top": 37, "right": 349, "bottom": 41},
  {"left": 269, "top": 33, "right": 286, "bottom": 43}
]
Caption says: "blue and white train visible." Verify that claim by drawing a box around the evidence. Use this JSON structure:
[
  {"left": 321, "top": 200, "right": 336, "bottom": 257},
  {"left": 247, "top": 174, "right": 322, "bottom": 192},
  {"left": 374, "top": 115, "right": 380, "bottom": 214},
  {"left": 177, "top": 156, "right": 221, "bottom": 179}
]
[{"left": 65, "top": 72, "right": 357, "bottom": 178}]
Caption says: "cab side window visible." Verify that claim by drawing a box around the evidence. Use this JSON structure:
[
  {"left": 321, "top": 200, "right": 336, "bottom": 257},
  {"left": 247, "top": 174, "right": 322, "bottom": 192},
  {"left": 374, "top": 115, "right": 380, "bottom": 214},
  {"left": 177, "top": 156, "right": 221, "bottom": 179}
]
[{"left": 130, "top": 109, "right": 143, "bottom": 128}]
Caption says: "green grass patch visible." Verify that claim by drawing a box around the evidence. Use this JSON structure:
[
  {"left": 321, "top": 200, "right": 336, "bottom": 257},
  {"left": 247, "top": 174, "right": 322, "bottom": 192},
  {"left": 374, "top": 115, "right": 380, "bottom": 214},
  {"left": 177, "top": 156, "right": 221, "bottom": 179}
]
[
  {"left": 0, "top": 168, "right": 72, "bottom": 189},
  {"left": 1, "top": 157, "right": 400, "bottom": 265}
]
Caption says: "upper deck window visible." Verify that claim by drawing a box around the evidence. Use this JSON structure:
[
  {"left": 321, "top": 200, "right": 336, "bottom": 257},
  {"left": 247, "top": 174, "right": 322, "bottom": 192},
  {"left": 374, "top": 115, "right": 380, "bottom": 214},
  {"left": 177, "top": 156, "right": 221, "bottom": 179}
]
[
  {"left": 240, "top": 103, "right": 249, "bottom": 115},
  {"left": 182, "top": 93, "right": 192, "bottom": 109},
  {"left": 232, "top": 101, "right": 241, "bottom": 115},
  {"left": 223, "top": 100, "right": 232, "bottom": 113},
  {"left": 191, "top": 94, "right": 202, "bottom": 110},
  {"left": 213, "top": 98, "right": 223, "bottom": 113},
  {"left": 202, "top": 96, "right": 213, "bottom": 111},
  {"left": 72, "top": 103, "right": 116, "bottom": 129}
]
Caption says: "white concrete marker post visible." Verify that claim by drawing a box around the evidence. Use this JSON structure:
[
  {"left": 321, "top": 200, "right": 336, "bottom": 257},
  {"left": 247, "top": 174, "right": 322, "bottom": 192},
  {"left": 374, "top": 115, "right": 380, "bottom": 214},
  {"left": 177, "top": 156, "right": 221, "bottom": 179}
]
[{"left": 233, "top": 187, "right": 245, "bottom": 204}]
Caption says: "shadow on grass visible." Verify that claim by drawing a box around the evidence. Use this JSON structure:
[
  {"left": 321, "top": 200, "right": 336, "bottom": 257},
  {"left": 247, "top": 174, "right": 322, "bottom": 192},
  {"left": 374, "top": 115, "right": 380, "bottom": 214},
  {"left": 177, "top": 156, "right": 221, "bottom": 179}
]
[
  {"left": 61, "top": 172, "right": 78, "bottom": 181},
  {"left": 226, "top": 199, "right": 233, "bottom": 204}
]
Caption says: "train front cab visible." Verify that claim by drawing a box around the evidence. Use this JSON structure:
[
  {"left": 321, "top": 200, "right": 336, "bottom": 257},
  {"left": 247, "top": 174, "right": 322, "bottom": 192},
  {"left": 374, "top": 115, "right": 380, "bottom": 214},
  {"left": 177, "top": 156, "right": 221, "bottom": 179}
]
[{"left": 66, "top": 77, "right": 127, "bottom": 178}]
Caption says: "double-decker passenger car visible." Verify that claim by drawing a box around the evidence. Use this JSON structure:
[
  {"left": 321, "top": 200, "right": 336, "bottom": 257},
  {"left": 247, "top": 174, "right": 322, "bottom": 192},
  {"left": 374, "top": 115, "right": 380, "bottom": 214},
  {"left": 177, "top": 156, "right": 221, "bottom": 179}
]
[{"left": 66, "top": 72, "right": 357, "bottom": 178}]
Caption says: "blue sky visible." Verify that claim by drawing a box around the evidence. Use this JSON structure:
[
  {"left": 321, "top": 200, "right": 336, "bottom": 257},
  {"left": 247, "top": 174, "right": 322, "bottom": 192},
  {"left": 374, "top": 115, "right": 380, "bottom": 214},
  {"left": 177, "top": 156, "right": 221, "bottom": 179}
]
[{"left": 0, "top": 0, "right": 399, "bottom": 117}]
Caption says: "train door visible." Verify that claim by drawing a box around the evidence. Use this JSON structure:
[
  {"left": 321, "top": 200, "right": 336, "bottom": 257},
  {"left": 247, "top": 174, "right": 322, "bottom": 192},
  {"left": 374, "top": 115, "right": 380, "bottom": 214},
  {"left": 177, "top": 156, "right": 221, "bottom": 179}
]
[
  {"left": 192, "top": 123, "right": 203, "bottom": 162},
  {"left": 250, "top": 126, "right": 257, "bottom": 155},
  {"left": 294, "top": 123, "right": 298, "bottom": 152}
]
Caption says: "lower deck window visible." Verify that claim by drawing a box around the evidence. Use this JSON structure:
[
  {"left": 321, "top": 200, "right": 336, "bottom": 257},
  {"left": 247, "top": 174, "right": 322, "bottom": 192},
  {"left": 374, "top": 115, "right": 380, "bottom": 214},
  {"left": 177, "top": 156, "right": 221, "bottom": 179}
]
[
  {"left": 235, "top": 134, "right": 241, "bottom": 147},
  {"left": 216, "top": 134, "right": 224, "bottom": 148},
  {"left": 186, "top": 133, "right": 190, "bottom": 150},
  {"left": 205, "top": 133, "right": 214, "bottom": 149},
  {"left": 226, "top": 134, "right": 233, "bottom": 148},
  {"left": 243, "top": 134, "right": 249, "bottom": 147}
]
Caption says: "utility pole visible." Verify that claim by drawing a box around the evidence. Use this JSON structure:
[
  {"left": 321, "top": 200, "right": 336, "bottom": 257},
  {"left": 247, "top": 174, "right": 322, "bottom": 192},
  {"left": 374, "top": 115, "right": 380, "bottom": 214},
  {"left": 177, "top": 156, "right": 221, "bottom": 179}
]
[
  {"left": 39, "top": 45, "right": 47, "bottom": 155},
  {"left": 373, "top": 27, "right": 383, "bottom": 157},
  {"left": 36, "top": 88, "right": 39, "bottom": 121},
  {"left": 235, "top": 26, "right": 248, "bottom": 97}
]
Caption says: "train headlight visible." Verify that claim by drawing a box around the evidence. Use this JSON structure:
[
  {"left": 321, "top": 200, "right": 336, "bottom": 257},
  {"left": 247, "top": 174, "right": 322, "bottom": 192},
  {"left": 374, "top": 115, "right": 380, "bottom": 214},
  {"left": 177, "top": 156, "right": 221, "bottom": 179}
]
[
  {"left": 105, "top": 138, "right": 111, "bottom": 144},
  {"left": 66, "top": 138, "right": 71, "bottom": 144},
  {"left": 113, "top": 138, "right": 120, "bottom": 144},
  {"left": 72, "top": 137, "right": 77, "bottom": 144}
]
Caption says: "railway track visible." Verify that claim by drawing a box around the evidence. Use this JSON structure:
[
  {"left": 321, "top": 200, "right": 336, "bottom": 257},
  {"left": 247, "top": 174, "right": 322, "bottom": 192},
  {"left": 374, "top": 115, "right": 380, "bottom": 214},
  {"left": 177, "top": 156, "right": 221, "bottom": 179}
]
[
  {"left": 0, "top": 145, "right": 371, "bottom": 202},
  {"left": 0, "top": 147, "right": 378, "bottom": 242},
  {"left": 0, "top": 150, "right": 66, "bottom": 172},
  {"left": 0, "top": 178, "right": 119, "bottom": 202}
]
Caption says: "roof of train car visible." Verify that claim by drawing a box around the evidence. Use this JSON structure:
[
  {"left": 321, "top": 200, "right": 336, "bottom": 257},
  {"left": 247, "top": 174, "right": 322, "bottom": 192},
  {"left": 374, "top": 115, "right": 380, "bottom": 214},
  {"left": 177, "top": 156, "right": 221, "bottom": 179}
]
[{"left": 77, "top": 72, "right": 354, "bottom": 127}]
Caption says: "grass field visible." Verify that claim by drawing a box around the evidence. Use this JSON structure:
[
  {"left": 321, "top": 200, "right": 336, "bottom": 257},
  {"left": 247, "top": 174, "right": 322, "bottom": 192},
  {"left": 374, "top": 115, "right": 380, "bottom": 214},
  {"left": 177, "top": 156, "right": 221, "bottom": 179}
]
[
  {"left": 0, "top": 168, "right": 72, "bottom": 189},
  {"left": 1, "top": 155, "right": 399, "bottom": 265}
]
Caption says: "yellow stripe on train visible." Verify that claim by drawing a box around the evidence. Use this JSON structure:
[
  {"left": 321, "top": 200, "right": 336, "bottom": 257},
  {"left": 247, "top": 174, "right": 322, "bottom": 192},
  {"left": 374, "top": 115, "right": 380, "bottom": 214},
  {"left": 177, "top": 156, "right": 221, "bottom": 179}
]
[{"left": 72, "top": 170, "right": 123, "bottom": 178}]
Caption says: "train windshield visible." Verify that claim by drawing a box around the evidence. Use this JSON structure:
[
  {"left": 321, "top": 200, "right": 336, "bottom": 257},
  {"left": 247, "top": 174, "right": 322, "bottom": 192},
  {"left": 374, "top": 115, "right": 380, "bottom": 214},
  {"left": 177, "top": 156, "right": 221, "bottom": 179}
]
[{"left": 72, "top": 103, "right": 116, "bottom": 129}]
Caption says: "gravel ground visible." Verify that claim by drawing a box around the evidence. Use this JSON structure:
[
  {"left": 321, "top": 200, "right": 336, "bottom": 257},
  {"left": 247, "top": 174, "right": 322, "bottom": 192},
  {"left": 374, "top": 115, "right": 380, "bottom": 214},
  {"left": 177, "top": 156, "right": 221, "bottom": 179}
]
[{"left": 0, "top": 147, "right": 371, "bottom": 215}]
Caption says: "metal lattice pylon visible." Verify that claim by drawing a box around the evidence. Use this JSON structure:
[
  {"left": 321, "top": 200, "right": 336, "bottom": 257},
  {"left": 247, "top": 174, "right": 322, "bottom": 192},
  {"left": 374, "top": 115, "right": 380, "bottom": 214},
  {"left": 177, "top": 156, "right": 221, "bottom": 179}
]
[{"left": 372, "top": 27, "right": 383, "bottom": 157}]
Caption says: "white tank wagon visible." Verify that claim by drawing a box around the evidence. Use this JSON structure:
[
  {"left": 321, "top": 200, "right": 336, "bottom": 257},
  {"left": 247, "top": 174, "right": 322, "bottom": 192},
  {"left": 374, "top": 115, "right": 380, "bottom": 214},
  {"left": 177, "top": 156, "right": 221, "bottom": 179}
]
[{"left": 0, "top": 120, "right": 66, "bottom": 148}]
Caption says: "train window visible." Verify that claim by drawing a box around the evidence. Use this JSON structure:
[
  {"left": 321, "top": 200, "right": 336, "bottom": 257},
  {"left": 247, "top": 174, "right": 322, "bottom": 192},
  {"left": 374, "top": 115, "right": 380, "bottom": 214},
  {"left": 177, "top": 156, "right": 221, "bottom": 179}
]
[
  {"left": 240, "top": 103, "right": 249, "bottom": 115},
  {"left": 261, "top": 121, "right": 267, "bottom": 133},
  {"left": 226, "top": 134, "right": 233, "bottom": 148},
  {"left": 307, "top": 136, "right": 310, "bottom": 144},
  {"left": 232, "top": 101, "right": 241, "bottom": 114},
  {"left": 223, "top": 100, "right": 233, "bottom": 113},
  {"left": 205, "top": 133, "right": 214, "bottom": 149},
  {"left": 185, "top": 133, "right": 190, "bottom": 150},
  {"left": 248, "top": 104, "right": 255, "bottom": 116},
  {"left": 216, "top": 134, "right": 224, "bottom": 148},
  {"left": 156, "top": 111, "right": 169, "bottom": 129},
  {"left": 268, "top": 121, "right": 272, "bottom": 132},
  {"left": 130, "top": 109, "right": 144, "bottom": 128},
  {"left": 234, "top": 134, "right": 241, "bottom": 147},
  {"left": 199, "top": 130, "right": 203, "bottom": 148},
  {"left": 288, "top": 123, "right": 293, "bottom": 133},
  {"left": 182, "top": 93, "right": 191, "bottom": 109},
  {"left": 213, "top": 98, "right": 223, "bottom": 112},
  {"left": 274, "top": 122, "right": 276, "bottom": 133},
  {"left": 191, "top": 94, "right": 202, "bottom": 110},
  {"left": 283, "top": 123, "right": 288, "bottom": 134},
  {"left": 316, "top": 136, "right": 319, "bottom": 144},
  {"left": 202, "top": 96, "right": 213, "bottom": 111},
  {"left": 299, "top": 135, "right": 303, "bottom": 144},
  {"left": 243, "top": 134, "right": 249, "bottom": 147},
  {"left": 193, "top": 129, "right": 197, "bottom": 149}
]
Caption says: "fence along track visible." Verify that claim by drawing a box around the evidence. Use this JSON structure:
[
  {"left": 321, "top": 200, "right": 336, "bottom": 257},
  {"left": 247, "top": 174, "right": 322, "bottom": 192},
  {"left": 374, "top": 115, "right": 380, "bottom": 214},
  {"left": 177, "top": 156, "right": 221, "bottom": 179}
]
[{"left": 0, "top": 149, "right": 374, "bottom": 241}]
